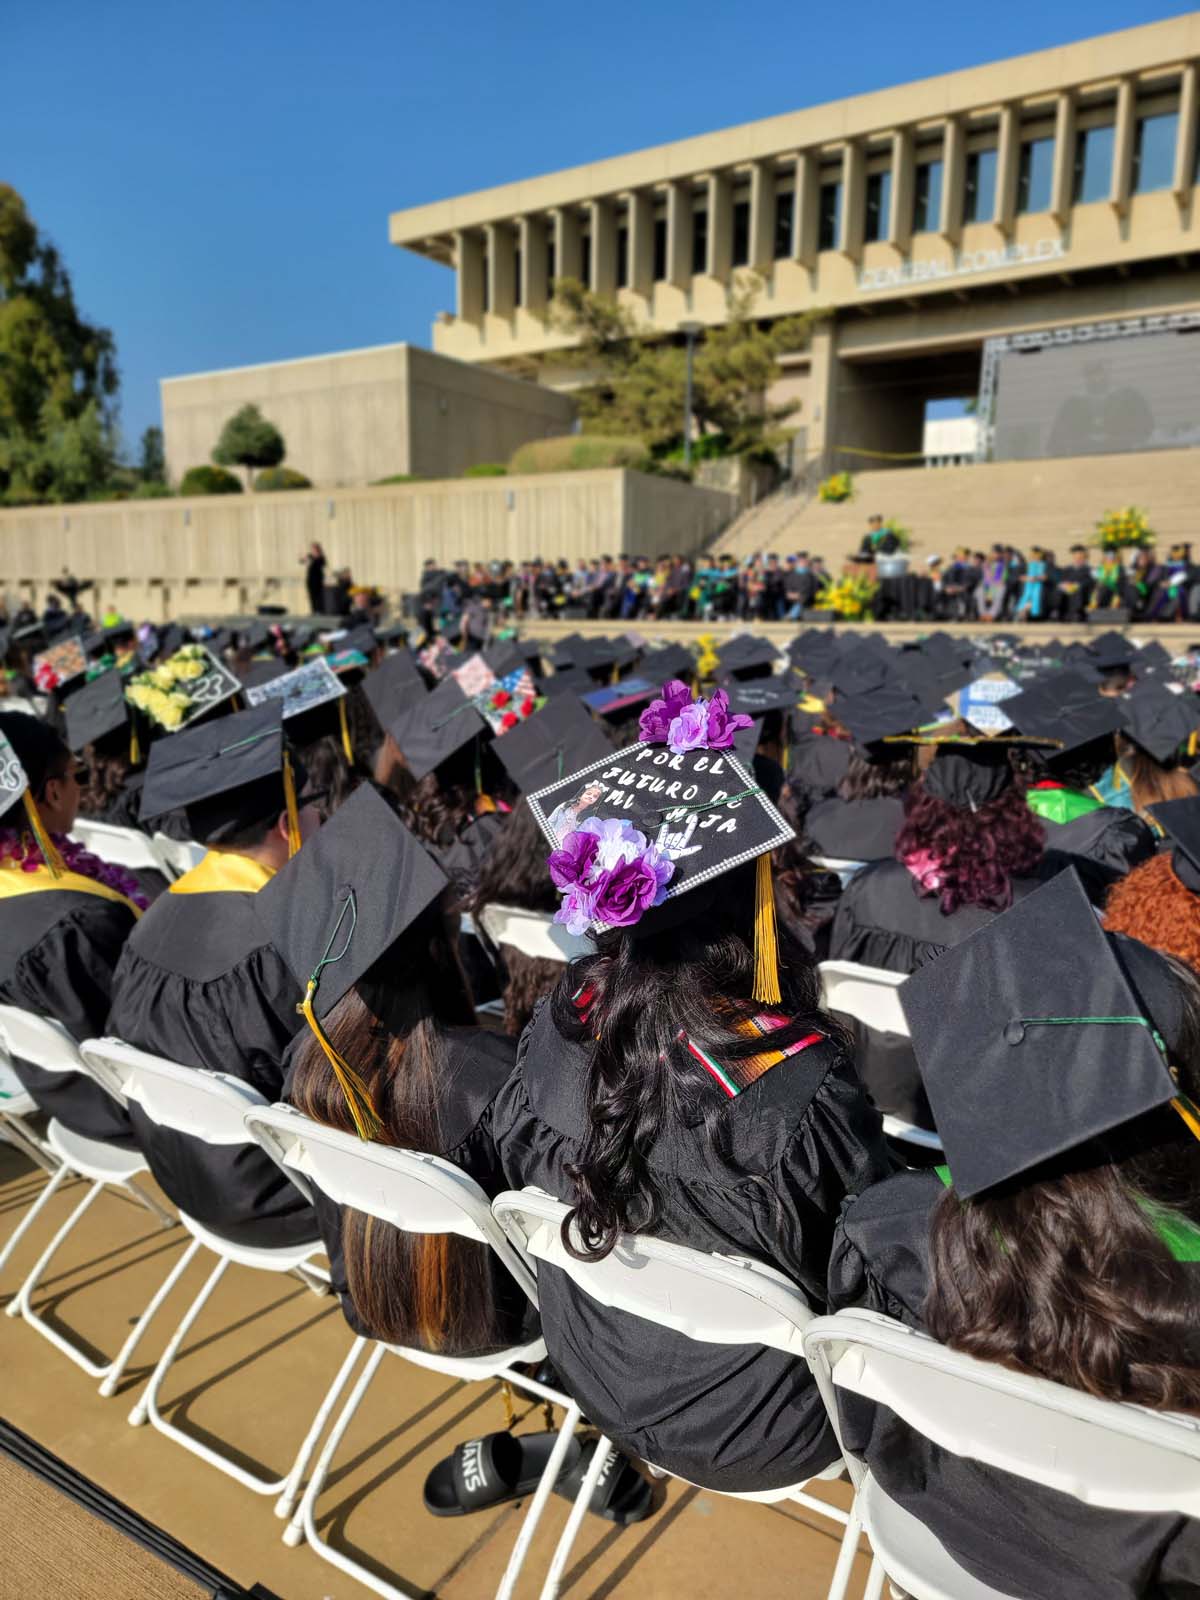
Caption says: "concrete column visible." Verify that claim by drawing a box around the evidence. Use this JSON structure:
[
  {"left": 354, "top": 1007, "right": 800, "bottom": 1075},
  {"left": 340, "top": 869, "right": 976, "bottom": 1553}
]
[
  {"left": 553, "top": 207, "right": 583, "bottom": 285},
  {"left": 707, "top": 171, "right": 733, "bottom": 279},
  {"left": 749, "top": 159, "right": 775, "bottom": 270},
  {"left": 1174, "top": 64, "right": 1198, "bottom": 202},
  {"left": 841, "top": 142, "right": 865, "bottom": 259},
  {"left": 454, "top": 230, "right": 484, "bottom": 324},
  {"left": 485, "top": 223, "right": 516, "bottom": 317},
  {"left": 665, "top": 180, "right": 692, "bottom": 287},
  {"left": 794, "top": 151, "right": 819, "bottom": 265},
  {"left": 1110, "top": 79, "right": 1135, "bottom": 216},
  {"left": 589, "top": 199, "right": 616, "bottom": 294},
  {"left": 806, "top": 320, "right": 837, "bottom": 467},
  {"left": 1050, "top": 91, "right": 1077, "bottom": 223},
  {"left": 628, "top": 190, "right": 654, "bottom": 297},
  {"left": 519, "top": 215, "right": 549, "bottom": 314},
  {"left": 995, "top": 104, "right": 1020, "bottom": 233},
  {"left": 888, "top": 129, "right": 914, "bottom": 250},
  {"left": 942, "top": 117, "right": 965, "bottom": 239}
]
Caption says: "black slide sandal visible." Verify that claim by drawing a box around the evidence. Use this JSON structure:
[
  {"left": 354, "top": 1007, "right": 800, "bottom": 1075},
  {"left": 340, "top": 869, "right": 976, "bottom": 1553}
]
[
  {"left": 554, "top": 1440, "right": 655, "bottom": 1526},
  {"left": 423, "top": 1431, "right": 582, "bottom": 1517}
]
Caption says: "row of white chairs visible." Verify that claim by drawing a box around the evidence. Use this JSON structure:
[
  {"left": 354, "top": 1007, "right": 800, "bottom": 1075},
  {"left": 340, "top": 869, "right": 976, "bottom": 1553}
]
[{"left": 68, "top": 817, "right": 205, "bottom": 881}]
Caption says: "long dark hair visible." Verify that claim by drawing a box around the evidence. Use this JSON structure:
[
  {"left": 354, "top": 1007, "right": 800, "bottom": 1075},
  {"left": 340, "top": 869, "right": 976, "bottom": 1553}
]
[
  {"left": 927, "top": 954, "right": 1200, "bottom": 1411},
  {"left": 551, "top": 868, "right": 836, "bottom": 1262},
  {"left": 473, "top": 802, "right": 563, "bottom": 1036},
  {"left": 288, "top": 900, "right": 502, "bottom": 1353},
  {"left": 837, "top": 748, "right": 913, "bottom": 802},
  {"left": 895, "top": 782, "right": 1044, "bottom": 916},
  {"left": 77, "top": 745, "right": 130, "bottom": 818}
]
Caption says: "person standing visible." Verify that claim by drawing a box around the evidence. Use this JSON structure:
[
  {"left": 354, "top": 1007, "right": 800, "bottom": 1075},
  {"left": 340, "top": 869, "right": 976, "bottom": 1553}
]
[{"left": 302, "top": 543, "right": 327, "bottom": 614}]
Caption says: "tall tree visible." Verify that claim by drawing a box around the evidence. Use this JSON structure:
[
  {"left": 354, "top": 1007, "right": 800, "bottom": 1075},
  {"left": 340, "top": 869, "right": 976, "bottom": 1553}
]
[
  {"left": 212, "top": 403, "right": 285, "bottom": 488},
  {"left": 0, "top": 185, "right": 120, "bottom": 503},
  {"left": 138, "top": 424, "right": 165, "bottom": 483}
]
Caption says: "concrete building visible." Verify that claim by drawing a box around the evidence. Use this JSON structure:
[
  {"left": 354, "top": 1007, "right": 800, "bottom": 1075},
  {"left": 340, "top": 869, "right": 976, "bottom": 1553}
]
[
  {"left": 391, "top": 16, "right": 1200, "bottom": 465},
  {"left": 160, "top": 341, "right": 576, "bottom": 488}
]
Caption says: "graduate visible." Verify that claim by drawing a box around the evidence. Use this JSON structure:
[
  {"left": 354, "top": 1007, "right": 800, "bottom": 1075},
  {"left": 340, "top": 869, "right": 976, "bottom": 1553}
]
[
  {"left": 490, "top": 678, "right": 892, "bottom": 1494},
  {"left": 803, "top": 684, "right": 922, "bottom": 865},
  {"left": 106, "top": 703, "right": 323, "bottom": 1245},
  {"left": 830, "top": 870, "right": 1200, "bottom": 1599},
  {"left": 1106, "top": 797, "right": 1200, "bottom": 974},
  {"left": 0, "top": 713, "right": 144, "bottom": 1142}
]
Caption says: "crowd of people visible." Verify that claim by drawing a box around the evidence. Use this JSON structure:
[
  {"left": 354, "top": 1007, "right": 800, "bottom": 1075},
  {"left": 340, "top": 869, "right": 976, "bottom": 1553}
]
[{"left": 4, "top": 593, "right": 1200, "bottom": 1596}]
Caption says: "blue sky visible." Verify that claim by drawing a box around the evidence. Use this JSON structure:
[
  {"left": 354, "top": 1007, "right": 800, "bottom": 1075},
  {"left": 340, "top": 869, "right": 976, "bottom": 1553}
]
[{"left": 4, "top": 1, "right": 1190, "bottom": 458}]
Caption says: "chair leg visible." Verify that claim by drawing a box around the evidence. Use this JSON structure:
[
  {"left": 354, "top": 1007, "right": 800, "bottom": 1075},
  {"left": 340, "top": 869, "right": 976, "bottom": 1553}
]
[
  {"left": 0, "top": 1113, "right": 59, "bottom": 1177},
  {"left": 7, "top": 1181, "right": 111, "bottom": 1377},
  {"left": 537, "top": 1432, "right": 615, "bottom": 1600},
  {"left": 861, "top": 1556, "right": 887, "bottom": 1600},
  {"left": 123, "top": 1178, "right": 176, "bottom": 1231},
  {"left": 495, "top": 1400, "right": 584, "bottom": 1600},
  {"left": 98, "top": 1235, "right": 204, "bottom": 1397},
  {"left": 274, "top": 1333, "right": 369, "bottom": 1520},
  {"left": 825, "top": 1501, "right": 865, "bottom": 1600},
  {"left": 0, "top": 1160, "right": 74, "bottom": 1282},
  {"left": 287, "top": 1343, "right": 387, "bottom": 1553},
  {"left": 129, "top": 1255, "right": 230, "bottom": 1428}
]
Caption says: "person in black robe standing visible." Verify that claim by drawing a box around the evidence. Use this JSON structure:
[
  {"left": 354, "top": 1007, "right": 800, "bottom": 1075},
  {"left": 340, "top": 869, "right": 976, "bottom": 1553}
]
[{"left": 302, "top": 543, "right": 327, "bottom": 614}]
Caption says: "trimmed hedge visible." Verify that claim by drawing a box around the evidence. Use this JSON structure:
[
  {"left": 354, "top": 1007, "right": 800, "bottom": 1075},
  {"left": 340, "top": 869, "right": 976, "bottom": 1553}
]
[
  {"left": 255, "top": 466, "right": 313, "bottom": 492},
  {"left": 370, "top": 473, "right": 425, "bottom": 485},
  {"left": 179, "top": 464, "right": 243, "bottom": 496},
  {"left": 132, "top": 480, "right": 173, "bottom": 499},
  {"left": 463, "top": 462, "right": 508, "bottom": 477},
  {"left": 508, "top": 435, "right": 649, "bottom": 475}
]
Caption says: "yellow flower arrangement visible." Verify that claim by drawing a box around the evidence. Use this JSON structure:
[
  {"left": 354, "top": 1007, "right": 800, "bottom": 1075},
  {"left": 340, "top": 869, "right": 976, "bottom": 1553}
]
[
  {"left": 126, "top": 645, "right": 217, "bottom": 731},
  {"left": 818, "top": 472, "right": 854, "bottom": 504},
  {"left": 1095, "top": 506, "right": 1155, "bottom": 551},
  {"left": 695, "top": 633, "right": 720, "bottom": 679},
  {"left": 816, "top": 574, "right": 879, "bottom": 620}
]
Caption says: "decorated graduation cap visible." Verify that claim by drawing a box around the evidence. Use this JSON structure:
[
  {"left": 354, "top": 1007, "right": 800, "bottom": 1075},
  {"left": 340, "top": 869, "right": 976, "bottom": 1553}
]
[
  {"left": 1148, "top": 797, "right": 1200, "bottom": 893},
  {"left": 244, "top": 656, "right": 353, "bottom": 758},
  {"left": 527, "top": 678, "right": 793, "bottom": 1002},
  {"left": 0, "top": 715, "right": 67, "bottom": 875},
  {"left": 140, "top": 701, "right": 304, "bottom": 855},
  {"left": 63, "top": 670, "right": 133, "bottom": 755},
  {"left": 901, "top": 869, "right": 1198, "bottom": 1199},
  {"left": 256, "top": 783, "right": 449, "bottom": 1139},
  {"left": 387, "top": 675, "right": 489, "bottom": 781},
  {"left": 493, "top": 694, "right": 613, "bottom": 794},
  {"left": 1119, "top": 683, "right": 1200, "bottom": 765}
]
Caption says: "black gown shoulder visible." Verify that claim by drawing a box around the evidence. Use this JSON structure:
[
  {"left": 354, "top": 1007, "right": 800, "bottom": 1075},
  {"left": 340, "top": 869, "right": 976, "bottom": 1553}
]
[
  {"left": 1038, "top": 807, "right": 1156, "bottom": 901},
  {"left": 805, "top": 796, "right": 905, "bottom": 863}
]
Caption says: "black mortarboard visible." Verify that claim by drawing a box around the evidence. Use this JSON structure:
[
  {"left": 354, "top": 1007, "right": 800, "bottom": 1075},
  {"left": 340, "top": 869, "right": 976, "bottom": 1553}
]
[
  {"left": 724, "top": 672, "right": 803, "bottom": 720},
  {"left": 493, "top": 695, "right": 613, "bottom": 794},
  {"left": 335, "top": 624, "right": 379, "bottom": 660},
  {"left": 239, "top": 621, "right": 270, "bottom": 653},
  {"left": 1148, "top": 798, "right": 1200, "bottom": 893},
  {"left": 362, "top": 651, "right": 424, "bottom": 731},
  {"left": 901, "top": 869, "right": 1188, "bottom": 1199},
  {"left": 833, "top": 686, "right": 925, "bottom": 752},
  {"left": 639, "top": 645, "right": 696, "bottom": 685},
  {"left": 1119, "top": 684, "right": 1200, "bottom": 765},
  {"left": 1004, "top": 676, "right": 1122, "bottom": 759},
  {"left": 715, "top": 636, "right": 779, "bottom": 680},
  {"left": 240, "top": 659, "right": 291, "bottom": 691},
  {"left": 140, "top": 701, "right": 299, "bottom": 843},
  {"left": 483, "top": 643, "right": 526, "bottom": 680},
  {"left": 830, "top": 652, "right": 892, "bottom": 698},
  {"left": 63, "top": 671, "right": 129, "bottom": 753},
  {"left": 921, "top": 741, "right": 1014, "bottom": 809},
  {"left": 549, "top": 633, "right": 587, "bottom": 670},
  {"left": 1137, "top": 642, "right": 1172, "bottom": 673},
  {"left": 788, "top": 732, "right": 852, "bottom": 799},
  {"left": 388, "top": 675, "right": 488, "bottom": 781},
  {"left": 1088, "top": 630, "right": 1135, "bottom": 671},
  {"left": 538, "top": 666, "right": 592, "bottom": 700},
  {"left": 156, "top": 624, "right": 186, "bottom": 661}
]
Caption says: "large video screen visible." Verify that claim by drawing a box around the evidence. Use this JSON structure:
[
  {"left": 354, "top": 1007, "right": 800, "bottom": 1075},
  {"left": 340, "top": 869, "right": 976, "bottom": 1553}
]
[{"left": 989, "top": 325, "right": 1200, "bottom": 460}]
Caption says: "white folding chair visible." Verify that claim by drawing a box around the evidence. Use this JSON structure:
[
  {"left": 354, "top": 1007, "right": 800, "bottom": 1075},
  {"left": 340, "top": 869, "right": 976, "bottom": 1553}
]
[
  {"left": 0, "top": 1036, "right": 59, "bottom": 1177},
  {"left": 79, "top": 1039, "right": 353, "bottom": 1512},
  {"left": 818, "top": 962, "right": 944, "bottom": 1155},
  {"left": 0, "top": 1006, "right": 175, "bottom": 1385},
  {"left": 244, "top": 1104, "right": 592, "bottom": 1600},
  {"left": 69, "top": 818, "right": 163, "bottom": 875},
  {"left": 811, "top": 855, "right": 869, "bottom": 889},
  {"left": 492, "top": 1186, "right": 865, "bottom": 1600},
  {"left": 804, "top": 1306, "right": 1200, "bottom": 1600},
  {"left": 151, "top": 832, "right": 205, "bottom": 880},
  {"left": 477, "top": 904, "right": 593, "bottom": 964}
]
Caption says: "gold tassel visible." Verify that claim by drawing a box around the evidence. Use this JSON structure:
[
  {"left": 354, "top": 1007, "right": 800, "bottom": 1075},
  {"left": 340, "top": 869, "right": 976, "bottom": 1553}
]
[
  {"left": 21, "top": 791, "right": 64, "bottom": 878},
  {"left": 282, "top": 751, "right": 302, "bottom": 859},
  {"left": 299, "top": 982, "right": 382, "bottom": 1141},
  {"left": 1189, "top": 730, "right": 1198, "bottom": 760},
  {"left": 338, "top": 697, "right": 353, "bottom": 763},
  {"left": 129, "top": 719, "right": 141, "bottom": 767},
  {"left": 1172, "top": 1095, "right": 1200, "bottom": 1143},
  {"left": 752, "top": 852, "right": 781, "bottom": 1006}
]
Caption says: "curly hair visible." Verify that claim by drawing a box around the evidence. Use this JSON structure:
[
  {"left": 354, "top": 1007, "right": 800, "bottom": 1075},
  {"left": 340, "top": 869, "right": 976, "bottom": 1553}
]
[
  {"left": 836, "top": 747, "right": 913, "bottom": 802},
  {"left": 894, "top": 781, "right": 1045, "bottom": 916},
  {"left": 372, "top": 735, "right": 478, "bottom": 850},
  {"left": 1105, "top": 851, "right": 1200, "bottom": 973},
  {"left": 76, "top": 747, "right": 131, "bottom": 818}
]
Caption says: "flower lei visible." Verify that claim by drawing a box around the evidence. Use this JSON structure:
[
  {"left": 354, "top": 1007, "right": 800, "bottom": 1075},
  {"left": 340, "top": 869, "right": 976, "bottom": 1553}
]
[
  {"left": 0, "top": 829, "right": 149, "bottom": 910},
  {"left": 637, "top": 678, "right": 753, "bottom": 756}
]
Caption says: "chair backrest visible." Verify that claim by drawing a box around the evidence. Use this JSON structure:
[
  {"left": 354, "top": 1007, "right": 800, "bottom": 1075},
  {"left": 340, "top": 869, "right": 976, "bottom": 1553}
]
[
  {"left": 803, "top": 1308, "right": 1200, "bottom": 1515},
  {"left": 151, "top": 833, "right": 205, "bottom": 880},
  {"left": 477, "top": 904, "right": 592, "bottom": 964},
  {"left": 244, "top": 1103, "right": 539, "bottom": 1308},
  {"left": 79, "top": 1038, "right": 272, "bottom": 1152},
  {"left": 809, "top": 855, "right": 868, "bottom": 889},
  {"left": 0, "top": 1004, "right": 87, "bottom": 1075},
  {"left": 69, "top": 819, "right": 162, "bottom": 874},
  {"left": 819, "top": 960, "right": 909, "bottom": 1036},
  {"left": 492, "top": 1186, "right": 811, "bottom": 1358},
  {"left": 0, "top": 697, "right": 43, "bottom": 718}
]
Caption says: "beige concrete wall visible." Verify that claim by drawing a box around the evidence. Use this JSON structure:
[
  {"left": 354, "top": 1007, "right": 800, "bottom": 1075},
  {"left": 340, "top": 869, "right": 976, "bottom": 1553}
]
[
  {"left": 0, "top": 471, "right": 737, "bottom": 622},
  {"left": 161, "top": 342, "right": 576, "bottom": 488}
]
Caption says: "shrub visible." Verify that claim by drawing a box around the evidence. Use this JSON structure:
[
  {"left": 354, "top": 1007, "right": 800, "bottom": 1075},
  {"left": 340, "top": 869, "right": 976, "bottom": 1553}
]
[
  {"left": 370, "top": 473, "right": 425, "bottom": 485},
  {"left": 508, "top": 435, "right": 649, "bottom": 475},
  {"left": 463, "top": 462, "right": 508, "bottom": 477},
  {"left": 179, "top": 464, "right": 243, "bottom": 496},
  {"left": 254, "top": 466, "right": 313, "bottom": 492},
  {"left": 132, "top": 480, "right": 172, "bottom": 499}
]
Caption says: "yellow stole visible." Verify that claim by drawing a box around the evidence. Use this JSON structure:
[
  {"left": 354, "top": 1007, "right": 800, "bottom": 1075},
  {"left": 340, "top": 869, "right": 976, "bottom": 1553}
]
[
  {"left": 168, "top": 852, "right": 276, "bottom": 896},
  {"left": 0, "top": 860, "right": 143, "bottom": 918}
]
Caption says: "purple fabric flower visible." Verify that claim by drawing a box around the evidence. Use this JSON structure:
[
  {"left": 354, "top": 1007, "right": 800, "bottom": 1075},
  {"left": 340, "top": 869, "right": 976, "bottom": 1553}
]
[
  {"left": 639, "top": 679, "right": 694, "bottom": 743},
  {"left": 667, "top": 701, "right": 709, "bottom": 755},
  {"left": 547, "top": 829, "right": 599, "bottom": 889},
  {"left": 590, "top": 853, "right": 670, "bottom": 928},
  {"left": 704, "top": 688, "right": 754, "bottom": 749},
  {"left": 578, "top": 815, "right": 646, "bottom": 868},
  {"left": 554, "top": 883, "right": 597, "bottom": 937}
]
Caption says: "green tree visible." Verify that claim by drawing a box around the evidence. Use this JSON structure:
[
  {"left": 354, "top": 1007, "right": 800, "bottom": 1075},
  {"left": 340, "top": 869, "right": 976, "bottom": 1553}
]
[
  {"left": 212, "top": 403, "right": 285, "bottom": 488},
  {"left": 138, "top": 424, "right": 165, "bottom": 483},
  {"left": 0, "top": 185, "right": 119, "bottom": 503}
]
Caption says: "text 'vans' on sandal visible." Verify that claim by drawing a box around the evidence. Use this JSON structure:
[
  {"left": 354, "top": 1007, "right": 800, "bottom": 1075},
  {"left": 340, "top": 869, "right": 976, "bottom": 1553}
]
[
  {"left": 423, "top": 1430, "right": 582, "bottom": 1517},
  {"left": 553, "top": 1439, "right": 655, "bottom": 1526}
]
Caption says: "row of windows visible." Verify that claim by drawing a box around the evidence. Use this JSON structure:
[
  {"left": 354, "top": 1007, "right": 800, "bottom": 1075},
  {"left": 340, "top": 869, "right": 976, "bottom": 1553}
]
[{"left": 478, "top": 109, "right": 1187, "bottom": 305}]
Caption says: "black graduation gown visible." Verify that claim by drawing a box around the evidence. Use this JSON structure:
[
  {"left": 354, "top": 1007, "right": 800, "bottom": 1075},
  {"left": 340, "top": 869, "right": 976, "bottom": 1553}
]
[
  {"left": 1038, "top": 807, "right": 1156, "bottom": 902},
  {"left": 106, "top": 859, "right": 317, "bottom": 1247},
  {"left": 284, "top": 1025, "right": 537, "bottom": 1352},
  {"left": 490, "top": 997, "right": 893, "bottom": 1494},
  {"left": 0, "top": 875, "right": 136, "bottom": 1143},
  {"left": 805, "top": 797, "right": 905, "bottom": 863},
  {"left": 829, "top": 1172, "right": 1200, "bottom": 1599}
]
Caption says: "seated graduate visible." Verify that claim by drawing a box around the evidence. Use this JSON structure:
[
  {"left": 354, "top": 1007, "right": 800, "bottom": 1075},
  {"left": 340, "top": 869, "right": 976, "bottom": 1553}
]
[
  {"left": 0, "top": 713, "right": 144, "bottom": 1142},
  {"left": 801, "top": 685, "right": 919, "bottom": 865},
  {"left": 1106, "top": 798, "right": 1200, "bottom": 974},
  {"left": 255, "top": 784, "right": 534, "bottom": 1353},
  {"left": 1108, "top": 683, "right": 1200, "bottom": 819},
  {"left": 107, "top": 703, "right": 322, "bottom": 1246},
  {"left": 491, "top": 680, "right": 892, "bottom": 1494},
  {"left": 830, "top": 869, "right": 1200, "bottom": 1600}
]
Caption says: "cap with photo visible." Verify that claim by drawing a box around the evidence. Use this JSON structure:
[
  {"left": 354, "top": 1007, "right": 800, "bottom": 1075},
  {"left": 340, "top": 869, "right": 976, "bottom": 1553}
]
[
  {"left": 243, "top": 656, "right": 352, "bottom": 755},
  {"left": 0, "top": 718, "right": 66, "bottom": 873}
]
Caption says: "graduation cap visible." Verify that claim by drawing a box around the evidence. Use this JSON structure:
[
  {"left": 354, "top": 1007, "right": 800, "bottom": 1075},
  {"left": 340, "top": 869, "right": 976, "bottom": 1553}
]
[
  {"left": 239, "top": 621, "right": 271, "bottom": 653},
  {"left": 1119, "top": 685, "right": 1200, "bottom": 765},
  {"left": 140, "top": 701, "right": 304, "bottom": 852},
  {"left": 537, "top": 666, "right": 592, "bottom": 700},
  {"left": 255, "top": 783, "right": 449, "bottom": 1139},
  {"left": 240, "top": 659, "right": 291, "bottom": 691},
  {"left": 1004, "top": 676, "right": 1123, "bottom": 761},
  {"left": 335, "top": 624, "right": 378, "bottom": 660},
  {"left": 482, "top": 642, "right": 527, "bottom": 680},
  {"left": 715, "top": 635, "right": 779, "bottom": 681},
  {"left": 723, "top": 671, "right": 804, "bottom": 721},
  {"left": 104, "top": 619, "right": 136, "bottom": 646},
  {"left": 63, "top": 670, "right": 130, "bottom": 754},
  {"left": 242, "top": 656, "right": 351, "bottom": 756},
  {"left": 830, "top": 653, "right": 891, "bottom": 698},
  {"left": 361, "top": 650, "right": 424, "bottom": 732},
  {"left": 787, "top": 732, "right": 852, "bottom": 799},
  {"left": 1137, "top": 642, "right": 1172, "bottom": 673},
  {"left": 832, "top": 685, "right": 925, "bottom": 754},
  {"left": 921, "top": 739, "right": 1015, "bottom": 810},
  {"left": 388, "top": 675, "right": 488, "bottom": 781},
  {"left": 1149, "top": 797, "right": 1200, "bottom": 893},
  {"left": 638, "top": 644, "right": 696, "bottom": 685},
  {"left": 580, "top": 677, "right": 658, "bottom": 721},
  {"left": 549, "top": 633, "right": 587, "bottom": 670},
  {"left": 900, "top": 869, "right": 1196, "bottom": 1198},
  {"left": 1088, "top": 630, "right": 1135, "bottom": 670},
  {"left": 492, "top": 694, "right": 613, "bottom": 794},
  {"left": 156, "top": 624, "right": 187, "bottom": 661}
]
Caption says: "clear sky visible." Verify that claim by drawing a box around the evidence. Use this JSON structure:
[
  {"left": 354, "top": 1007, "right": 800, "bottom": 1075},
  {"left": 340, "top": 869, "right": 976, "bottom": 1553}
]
[{"left": 4, "top": 1, "right": 1192, "bottom": 459}]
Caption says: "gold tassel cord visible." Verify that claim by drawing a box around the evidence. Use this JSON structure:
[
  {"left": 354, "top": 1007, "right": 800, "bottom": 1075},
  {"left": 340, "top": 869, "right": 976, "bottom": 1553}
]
[
  {"left": 282, "top": 751, "right": 302, "bottom": 859},
  {"left": 752, "top": 852, "right": 782, "bottom": 1006},
  {"left": 338, "top": 697, "right": 354, "bottom": 764},
  {"left": 129, "top": 720, "right": 141, "bottom": 767},
  {"left": 299, "top": 983, "right": 383, "bottom": 1142},
  {"left": 21, "top": 792, "right": 65, "bottom": 878}
]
